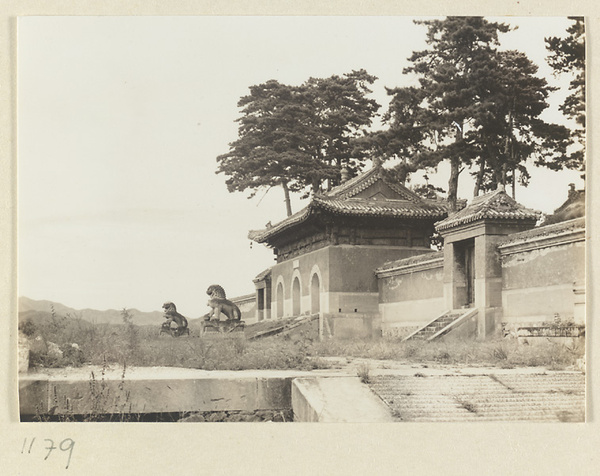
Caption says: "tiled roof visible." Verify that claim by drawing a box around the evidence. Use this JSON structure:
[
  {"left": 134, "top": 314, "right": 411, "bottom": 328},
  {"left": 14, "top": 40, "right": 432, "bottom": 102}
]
[
  {"left": 543, "top": 188, "right": 585, "bottom": 225},
  {"left": 249, "top": 196, "right": 448, "bottom": 243},
  {"left": 249, "top": 164, "right": 450, "bottom": 243},
  {"left": 325, "top": 166, "right": 423, "bottom": 202},
  {"left": 253, "top": 267, "right": 272, "bottom": 282},
  {"left": 313, "top": 196, "right": 448, "bottom": 218},
  {"left": 325, "top": 166, "right": 380, "bottom": 199},
  {"left": 435, "top": 188, "right": 540, "bottom": 232},
  {"left": 248, "top": 206, "right": 314, "bottom": 242}
]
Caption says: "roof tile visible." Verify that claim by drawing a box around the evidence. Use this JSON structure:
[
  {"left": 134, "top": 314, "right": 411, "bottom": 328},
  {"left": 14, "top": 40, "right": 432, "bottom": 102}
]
[
  {"left": 435, "top": 189, "right": 540, "bottom": 232},
  {"left": 249, "top": 165, "right": 450, "bottom": 243}
]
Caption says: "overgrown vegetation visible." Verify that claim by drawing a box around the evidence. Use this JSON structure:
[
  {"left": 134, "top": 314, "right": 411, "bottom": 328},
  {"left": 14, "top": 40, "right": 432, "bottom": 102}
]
[
  {"left": 19, "top": 314, "right": 329, "bottom": 371},
  {"left": 310, "top": 336, "right": 584, "bottom": 370},
  {"left": 20, "top": 314, "right": 584, "bottom": 372}
]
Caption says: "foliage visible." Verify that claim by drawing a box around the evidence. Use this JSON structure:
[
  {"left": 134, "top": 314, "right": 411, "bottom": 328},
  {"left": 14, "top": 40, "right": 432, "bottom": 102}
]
[
  {"left": 470, "top": 49, "right": 570, "bottom": 195},
  {"left": 545, "top": 17, "right": 586, "bottom": 173},
  {"left": 372, "top": 17, "right": 572, "bottom": 206},
  {"left": 19, "top": 319, "right": 37, "bottom": 337},
  {"left": 216, "top": 70, "right": 380, "bottom": 215},
  {"left": 401, "top": 16, "right": 512, "bottom": 208},
  {"left": 357, "top": 86, "right": 428, "bottom": 184}
]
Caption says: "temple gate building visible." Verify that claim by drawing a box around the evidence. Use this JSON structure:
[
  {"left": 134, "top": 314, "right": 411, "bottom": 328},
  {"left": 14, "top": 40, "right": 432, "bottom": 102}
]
[
  {"left": 249, "top": 164, "right": 449, "bottom": 337},
  {"left": 248, "top": 164, "right": 585, "bottom": 341},
  {"left": 376, "top": 185, "right": 585, "bottom": 340}
]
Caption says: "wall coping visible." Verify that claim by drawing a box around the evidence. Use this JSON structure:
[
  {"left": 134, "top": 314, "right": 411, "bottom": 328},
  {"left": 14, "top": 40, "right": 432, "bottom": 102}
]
[
  {"left": 376, "top": 253, "right": 443, "bottom": 278},
  {"left": 498, "top": 218, "right": 585, "bottom": 256}
]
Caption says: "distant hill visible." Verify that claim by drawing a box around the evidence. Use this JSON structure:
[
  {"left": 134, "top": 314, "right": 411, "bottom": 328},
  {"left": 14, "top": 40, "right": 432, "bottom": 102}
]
[
  {"left": 18, "top": 296, "right": 166, "bottom": 326},
  {"left": 18, "top": 309, "right": 96, "bottom": 330}
]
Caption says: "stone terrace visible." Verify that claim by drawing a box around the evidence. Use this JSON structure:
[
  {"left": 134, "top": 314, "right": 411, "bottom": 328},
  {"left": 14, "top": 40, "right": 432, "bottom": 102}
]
[{"left": 20, "top": 361, "right": 586, "bottom": 422}]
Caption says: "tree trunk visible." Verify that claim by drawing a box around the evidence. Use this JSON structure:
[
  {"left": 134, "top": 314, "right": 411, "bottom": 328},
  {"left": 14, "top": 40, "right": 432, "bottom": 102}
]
[
  {"left": 512, "top": 166, "right": 516, "bottom": 199},
  {"left": 311, "top": 178, "right": 321, "bottom": 196},
  {"left": 473, "top": 157, "right": 486, "bottom": 197},
  {"left": 397, "top": 162, "right": 409, "bottom": 186},
  {"left": 282, "top": 182, "right": 292, "bottom": 217},
  {"left": 501, "top": 110, "right": 513, "bottom": 189},
  {"left": 448, "top": 122, "right": 463, "bottom": 211},
  {"left": 448, "top": 156, "right": 460, "bottom": 211}
]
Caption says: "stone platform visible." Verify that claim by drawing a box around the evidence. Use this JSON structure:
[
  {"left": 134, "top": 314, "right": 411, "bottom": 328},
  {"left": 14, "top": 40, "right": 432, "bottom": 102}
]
[{"left": 19, "top": 363, "right": 585, "bottom": 422}]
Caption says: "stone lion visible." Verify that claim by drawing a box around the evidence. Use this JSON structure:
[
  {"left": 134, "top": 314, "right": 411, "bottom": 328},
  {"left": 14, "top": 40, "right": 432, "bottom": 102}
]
[
  {"left": 206, "top": 284, "right": 227, "bottom": 299},
  {"left": 205, "top": 285, "right": 241, "bottom": 321},
  {"left": 161, "top": 302, "right": 189, "bottom": 337}
]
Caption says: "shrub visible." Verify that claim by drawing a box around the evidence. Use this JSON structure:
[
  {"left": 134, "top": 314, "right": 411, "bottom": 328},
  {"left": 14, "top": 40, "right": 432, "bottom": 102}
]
[{"left": 19, "top": 319, "right": 37, "bottom": 337}]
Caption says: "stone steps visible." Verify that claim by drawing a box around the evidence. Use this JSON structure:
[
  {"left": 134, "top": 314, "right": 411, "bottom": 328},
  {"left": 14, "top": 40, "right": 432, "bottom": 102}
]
[
  {"left": 406, "top": 310, "right": 465, "bottom": 340},
  {"left": 369, "top": 373, "right": 585, "bottom": 422}
]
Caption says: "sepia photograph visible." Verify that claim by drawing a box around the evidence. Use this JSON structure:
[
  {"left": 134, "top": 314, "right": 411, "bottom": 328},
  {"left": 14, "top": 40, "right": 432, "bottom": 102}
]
[{"left": 16, "top": 15, "right": 587, "bottom": 426}]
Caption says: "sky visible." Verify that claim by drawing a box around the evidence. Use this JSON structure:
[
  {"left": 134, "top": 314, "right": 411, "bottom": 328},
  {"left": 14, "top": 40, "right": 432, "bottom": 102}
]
[{"left": 18, "top": 16, "right": 584, "bottom": 315}]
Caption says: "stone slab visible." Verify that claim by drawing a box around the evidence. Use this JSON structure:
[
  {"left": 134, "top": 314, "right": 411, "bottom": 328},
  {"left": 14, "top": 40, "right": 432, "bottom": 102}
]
[
  {"left": 292, "top": 377, "right": 394, "bottom": 422},
  {"left": 19, "top": 372, "right": 294, "bottom": 415}
]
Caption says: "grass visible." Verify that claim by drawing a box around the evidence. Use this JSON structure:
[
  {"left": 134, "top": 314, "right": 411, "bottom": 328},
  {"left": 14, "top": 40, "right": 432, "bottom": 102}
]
[
  {"left": 311, "top": 335, "right": 584, "bottom": 370},
  {"left": 20, "top": 314, "right": 585, "bottom": 372}
]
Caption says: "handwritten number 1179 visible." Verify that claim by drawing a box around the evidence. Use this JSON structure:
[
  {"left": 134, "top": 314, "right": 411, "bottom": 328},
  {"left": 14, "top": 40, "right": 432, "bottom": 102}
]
[{"left": 21, "top": 437, "right": 75, "bottom": 469}]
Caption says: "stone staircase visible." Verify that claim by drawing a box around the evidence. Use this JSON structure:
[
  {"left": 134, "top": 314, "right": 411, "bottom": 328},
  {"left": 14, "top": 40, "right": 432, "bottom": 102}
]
[
  {"left": 248, "top": 314, "right": 319, "bottom": 341},
  {"left": 403, "top": 308, "right": 477, "bottom": 341},
  {"left": 370, "top": 373, "right": 585, "bottom": 422}
]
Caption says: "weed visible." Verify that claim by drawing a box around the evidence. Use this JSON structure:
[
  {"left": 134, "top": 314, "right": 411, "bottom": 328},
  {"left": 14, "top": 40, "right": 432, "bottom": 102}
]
[
  {"left": 434, "top": 349, "right": 451, "bottom": 362},
  {"left": 490, "top": 343, "right": 508, "bottom": 361},
  {"left": 455, "top": 396, "right": 478, "bottom": 413},
  {"left": 556, "top": 410, "right": 584, "bottom": 422},
  {"left": 356, "top": 362, "right": 371, "bottom": 384}
]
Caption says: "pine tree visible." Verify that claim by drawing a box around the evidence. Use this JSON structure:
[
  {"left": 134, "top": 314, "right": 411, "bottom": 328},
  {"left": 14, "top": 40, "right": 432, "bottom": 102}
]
[
  {"left": 471, "top": 50, "right": 570, "bottom": 196},
  {"left": 381, "top": 17, "right": 570, "bottom": 205},
  {"left": 359, "top": 86, "right": 430, "bottom": 185},
  {"left": 304, "top": 70, "right": 380, "bottom": 189},
  {"left": 216, "top": 71, "right": 380, "bottom": 215},
  {"left": 403, "top": 17, "right": 511, "bottom": 210},
  {"left": 545, "top": 17, "right": 585, "bottom": 173},
  {"left": 216, "top": 80, "right": 315, "bottom": 217}
]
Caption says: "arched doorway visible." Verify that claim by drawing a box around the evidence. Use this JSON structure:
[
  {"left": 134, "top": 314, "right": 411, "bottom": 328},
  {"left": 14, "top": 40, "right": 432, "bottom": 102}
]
[
  {"left": 292, "top": 277, "right": 301, "bottom": 316},
  {"left": 276, "top": 282, "right": 284, "bottom": 318},
  {"left": 311, "top": 273, "right": 320, "bottom": 314}
]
